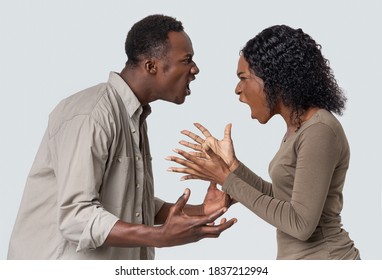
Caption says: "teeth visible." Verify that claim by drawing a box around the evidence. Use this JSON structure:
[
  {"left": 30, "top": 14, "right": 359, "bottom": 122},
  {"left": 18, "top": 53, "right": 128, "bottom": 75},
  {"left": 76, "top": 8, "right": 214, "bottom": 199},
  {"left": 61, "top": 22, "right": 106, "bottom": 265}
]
[{"left": 186, "top": 84, "right": 191, "bottom": 95}]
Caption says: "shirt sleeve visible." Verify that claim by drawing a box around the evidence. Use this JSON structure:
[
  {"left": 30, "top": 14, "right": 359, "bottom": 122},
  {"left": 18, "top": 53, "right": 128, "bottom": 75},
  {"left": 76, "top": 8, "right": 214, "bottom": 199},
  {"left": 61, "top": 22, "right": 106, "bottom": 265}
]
[
  {"left": 222, "top": 123, "right": 340, "bottom": 241},
  {"left": 49, "top": 114, "right": 119, "bottom": 252}
]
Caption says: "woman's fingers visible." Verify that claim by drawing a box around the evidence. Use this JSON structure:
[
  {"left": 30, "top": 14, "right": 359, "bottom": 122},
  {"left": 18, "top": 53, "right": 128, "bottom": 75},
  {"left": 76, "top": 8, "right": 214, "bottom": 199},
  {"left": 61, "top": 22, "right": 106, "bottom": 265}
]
[
  {"left": 166, "top": 150, "right": 198, "bottom": 167},
  {"left": 180, "top": 174, "right": 209, "bottom": 181},
  {"left": 166, "top": 152, "right": 213, "bottom": 181},
  {"left": 179, "top": 140, "right": 203, "bottom": 152},
  {"left": 173, "top": 148, "right": 200, "bottom": 163},
  {"left": 193, "top": 123, "right": 212, "bottom": 138},
  {"left": 189, "top": 151, "right": 207, "bottom": 158},
  {"left": 166, "top": 154, "right": 199, "bottom": 173},
  {"left": 181, "top": 130, "right": 205, "bottom": 144},
  {"left": 224, "top": 123, "right": 232, "bottom": 140},
  {"left": 180, "top": 124, "right": 222, "bottom": 157}
]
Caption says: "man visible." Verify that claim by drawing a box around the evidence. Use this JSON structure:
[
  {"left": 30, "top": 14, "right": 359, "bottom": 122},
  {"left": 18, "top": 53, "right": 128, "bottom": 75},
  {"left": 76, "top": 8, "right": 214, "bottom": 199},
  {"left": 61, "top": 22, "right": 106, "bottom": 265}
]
[{"left": 8, "top": 14, "right": 236, "bottom": 260}]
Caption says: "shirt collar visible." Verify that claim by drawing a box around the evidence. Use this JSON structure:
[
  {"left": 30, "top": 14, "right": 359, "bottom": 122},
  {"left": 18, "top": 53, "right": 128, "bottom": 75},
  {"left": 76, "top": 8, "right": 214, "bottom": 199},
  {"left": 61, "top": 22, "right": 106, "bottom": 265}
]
[{"left": 107, "top": 71, "right": 151, "bottom": 120}]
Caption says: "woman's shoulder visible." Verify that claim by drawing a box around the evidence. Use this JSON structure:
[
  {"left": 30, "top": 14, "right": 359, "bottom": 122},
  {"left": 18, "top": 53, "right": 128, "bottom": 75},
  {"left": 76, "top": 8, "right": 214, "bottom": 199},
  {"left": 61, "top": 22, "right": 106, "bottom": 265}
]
[
  {"left": 298, "top": 109, "right": 348, "bottom": 147},
  {"left": 303, "top": 109, "right": 344, "bottom": 132}
]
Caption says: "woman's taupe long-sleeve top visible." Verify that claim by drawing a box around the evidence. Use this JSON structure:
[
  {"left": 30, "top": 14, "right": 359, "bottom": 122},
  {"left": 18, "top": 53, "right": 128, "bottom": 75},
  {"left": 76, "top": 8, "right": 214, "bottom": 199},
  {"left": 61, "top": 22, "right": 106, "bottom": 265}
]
[{"left": 223, "top": 109, "right": 359, "bottom": 259}]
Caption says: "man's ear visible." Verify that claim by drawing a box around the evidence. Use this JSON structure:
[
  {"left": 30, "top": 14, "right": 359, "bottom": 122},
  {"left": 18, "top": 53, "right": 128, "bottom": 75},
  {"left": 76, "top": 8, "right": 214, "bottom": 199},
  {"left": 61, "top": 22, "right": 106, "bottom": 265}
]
[{"left": 144, "top": 59, "right": 157, "bottom": 74}]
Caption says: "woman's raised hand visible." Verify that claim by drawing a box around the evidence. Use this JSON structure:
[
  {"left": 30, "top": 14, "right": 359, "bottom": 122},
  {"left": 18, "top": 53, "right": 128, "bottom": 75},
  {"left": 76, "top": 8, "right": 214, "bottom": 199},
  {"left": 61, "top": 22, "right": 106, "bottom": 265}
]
[{"left": 180, "top": 123, "right": 240, "bottom": 172}]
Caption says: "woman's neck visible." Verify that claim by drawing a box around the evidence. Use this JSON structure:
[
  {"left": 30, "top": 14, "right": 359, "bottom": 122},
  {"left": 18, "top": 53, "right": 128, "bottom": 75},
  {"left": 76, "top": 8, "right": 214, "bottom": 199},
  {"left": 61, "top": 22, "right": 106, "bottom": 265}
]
[{"left": 280, "top": 106, "right": 320, "bottom": 141}]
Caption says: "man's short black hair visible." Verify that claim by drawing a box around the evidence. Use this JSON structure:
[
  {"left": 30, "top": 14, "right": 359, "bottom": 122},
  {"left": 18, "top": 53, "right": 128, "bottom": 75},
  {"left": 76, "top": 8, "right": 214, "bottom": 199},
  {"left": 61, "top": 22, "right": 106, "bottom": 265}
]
[{"left": 125, "top": 14, "right": 184, "bottom": 67}]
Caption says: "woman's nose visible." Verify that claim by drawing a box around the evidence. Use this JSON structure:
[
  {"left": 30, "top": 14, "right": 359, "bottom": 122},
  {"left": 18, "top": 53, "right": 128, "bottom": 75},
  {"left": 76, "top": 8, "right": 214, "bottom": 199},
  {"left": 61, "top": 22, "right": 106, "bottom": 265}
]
[{"left": 235, "top": 83, "right": 241, "bottom": 95}]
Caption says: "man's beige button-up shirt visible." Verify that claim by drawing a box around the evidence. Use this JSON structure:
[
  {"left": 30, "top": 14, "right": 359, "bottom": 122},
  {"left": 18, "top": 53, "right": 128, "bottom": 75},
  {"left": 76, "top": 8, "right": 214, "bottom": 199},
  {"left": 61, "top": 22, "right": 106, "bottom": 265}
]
[{"left": 8, "top": 72, "right": 165, "bottom": 259}]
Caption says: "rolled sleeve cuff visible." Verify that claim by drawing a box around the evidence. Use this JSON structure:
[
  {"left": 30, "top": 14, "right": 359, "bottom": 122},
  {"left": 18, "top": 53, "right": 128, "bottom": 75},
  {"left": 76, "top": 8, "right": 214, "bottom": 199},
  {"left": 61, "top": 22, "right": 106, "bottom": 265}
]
[{"left": 76, "top": 208, "right": 119, "bottom": 252}]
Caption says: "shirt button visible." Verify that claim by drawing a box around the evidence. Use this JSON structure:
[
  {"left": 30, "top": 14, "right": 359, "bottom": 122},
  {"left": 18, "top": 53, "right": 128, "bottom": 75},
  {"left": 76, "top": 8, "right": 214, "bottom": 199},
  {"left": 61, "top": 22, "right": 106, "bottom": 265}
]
[
  {"left": 136, "top": 184, "right": 140, "bottom": 189},
  {"left": 117, "top": 158, "right": 122, "bottom": 162},
  {"left": 136, "top": 156, "right": 140, "bottom": 161},
  {"left": 132, "top": 130, "right": 136, "bottom": 133},
  {"left": 135, "top": 212, "right": 140, "bottom": 217}
]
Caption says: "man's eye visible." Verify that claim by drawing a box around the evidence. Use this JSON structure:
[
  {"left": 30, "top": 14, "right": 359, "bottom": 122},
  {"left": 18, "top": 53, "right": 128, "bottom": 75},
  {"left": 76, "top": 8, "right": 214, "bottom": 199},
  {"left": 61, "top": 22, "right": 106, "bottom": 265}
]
[{"left": 182, "top": 57, "right": 193, "bottom": 64}]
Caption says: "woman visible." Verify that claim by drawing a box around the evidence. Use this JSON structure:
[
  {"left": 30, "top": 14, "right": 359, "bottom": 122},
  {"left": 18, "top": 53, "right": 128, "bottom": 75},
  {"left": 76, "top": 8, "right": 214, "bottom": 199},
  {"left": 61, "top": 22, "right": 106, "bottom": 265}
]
[{"left": 166, "top": 25, "right": 360, "bottom": 259}]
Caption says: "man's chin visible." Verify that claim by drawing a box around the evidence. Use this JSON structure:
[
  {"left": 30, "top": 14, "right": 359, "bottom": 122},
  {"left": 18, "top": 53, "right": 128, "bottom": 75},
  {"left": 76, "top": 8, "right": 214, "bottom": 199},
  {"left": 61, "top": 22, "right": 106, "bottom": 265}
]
[
  {"left": 175, "top": 94, "right": 187, "bottom": 104},
  {"left": 175, "top": 98, "right": 186, "bottom": 105},
  {"left": 168, "top": 96, "right": 186, "bottom": 105}
]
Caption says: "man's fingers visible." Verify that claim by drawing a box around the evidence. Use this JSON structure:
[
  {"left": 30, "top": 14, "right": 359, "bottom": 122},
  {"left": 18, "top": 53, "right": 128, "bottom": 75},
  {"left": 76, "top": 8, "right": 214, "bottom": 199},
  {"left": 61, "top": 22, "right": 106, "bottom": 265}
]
[
  {"left": 199, "top": 217, "right": 238, "bottom": 238},
  {"left": 208, "top": 181, "right": 218, "bottom": 191},
  {"left": 203, "top": 207, "right": 228, "bottom": 224},
  {"left": 172, "top": 188, "right": 190, "bottom": 213},
  {"left": 192, "top": 206, "right": 235, "bottom": 229},
  {"left": 213, "top": 217, "right": 237, "bottom": 231}
]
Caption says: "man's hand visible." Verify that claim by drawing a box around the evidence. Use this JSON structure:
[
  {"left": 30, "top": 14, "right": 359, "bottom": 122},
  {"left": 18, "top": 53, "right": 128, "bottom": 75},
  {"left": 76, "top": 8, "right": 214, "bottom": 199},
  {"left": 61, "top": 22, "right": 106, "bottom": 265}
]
[
  {"left": 156, "top": 188, "right": 237, "bottom": 247},
  {"left": 105, "top": 189, "right": 236, "bottom": 248},
  {"left": 202, "top": 182, "right": 233, "bottom": 216}
]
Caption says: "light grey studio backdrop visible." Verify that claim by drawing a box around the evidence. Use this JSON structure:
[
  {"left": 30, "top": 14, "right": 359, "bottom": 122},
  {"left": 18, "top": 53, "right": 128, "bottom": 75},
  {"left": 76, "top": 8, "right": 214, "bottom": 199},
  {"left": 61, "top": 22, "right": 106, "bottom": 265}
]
[{"left": 1, "top": 0, "right": 381, "bottom": 260}]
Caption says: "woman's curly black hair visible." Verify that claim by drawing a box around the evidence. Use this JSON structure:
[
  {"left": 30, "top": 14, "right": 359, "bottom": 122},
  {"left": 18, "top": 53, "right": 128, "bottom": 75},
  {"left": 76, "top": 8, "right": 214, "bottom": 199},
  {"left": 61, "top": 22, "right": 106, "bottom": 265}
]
[
  {"left": 242, "top": 25, "right": 346, "bottom": 125},
  {"left": 125, "top": 14, "right": 184, "bottom": 67}
]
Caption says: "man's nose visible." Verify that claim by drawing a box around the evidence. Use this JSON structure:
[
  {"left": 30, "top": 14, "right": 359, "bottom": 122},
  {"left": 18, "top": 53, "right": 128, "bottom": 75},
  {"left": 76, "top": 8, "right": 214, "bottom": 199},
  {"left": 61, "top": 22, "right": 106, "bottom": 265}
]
[{"left": 191, "top": 64, "right": 199, "bottom": 75}]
